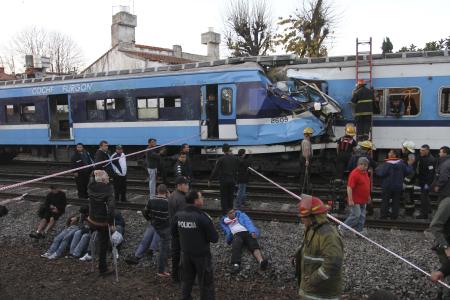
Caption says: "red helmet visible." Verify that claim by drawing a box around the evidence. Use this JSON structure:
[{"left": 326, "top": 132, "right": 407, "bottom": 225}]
[{"left": 298, "top": 195, "right": 329, "bottom": 217}]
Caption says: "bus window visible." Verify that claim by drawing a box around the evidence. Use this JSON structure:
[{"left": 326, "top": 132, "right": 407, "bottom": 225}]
[
  {"left": 440, "top": 88, "right": 450, "bottom": 114},
  {"left": 388, "top": 87, "right": 420, "bottom": 116}
]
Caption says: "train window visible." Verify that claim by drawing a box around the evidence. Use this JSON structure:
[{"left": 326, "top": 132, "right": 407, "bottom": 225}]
[
  {"left": 86, "top": 100, "right": 106, "bottom": 121},
  {"left": 440, "top": 88, "right": 450, "bottom": 114},
  {"left": 20, "top": 104, "right": 36, "bottom": 122},
  {"left": 57, "top": 104, "right": 69, "bottom": 113},
  {"left": 373, "top": 89, "right": 385, "bottom": 115},
  {"left": 221, "top": 88, "right": 233, "bottom": 115},
  {"left": 137, "top": 98, "right": 158, "bottom": 119},
  {"left": 159, "top": 97, "right": 182, "bottom": 108},
  {"left": 387, "top": 88, "right": 420, "bottom": 116},
  {"left": 5, "top": 104, "right": 20, "bottom": 123}
]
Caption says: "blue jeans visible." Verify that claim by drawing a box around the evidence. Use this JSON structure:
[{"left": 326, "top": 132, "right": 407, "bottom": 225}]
[
  {"left": 147, "top": 168, "right": 157, "bottom": 199},
  {"left": 135, "top": 224, "right": 160, "bottom": 258},
  {"left": 157, "top": 227, "right": 171, "bottom": 273},
  {"left": 48, "top": 226, "right": 78, "bottom": 257},
  {"left": 70, "top": 229, "right": 91, "bottom": 257},
  {"left": 342, "top": 204, "right": 366, "bottom": 232},
  {"left": 234, "top": 183, "right": 247, "bottom": 209}
]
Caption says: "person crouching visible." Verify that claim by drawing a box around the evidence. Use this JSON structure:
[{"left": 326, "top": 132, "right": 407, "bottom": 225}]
[
  {"left": 220, "top": 209, "right": 268, "bottom": 274},
  {"left": 87, "top": 170, "right": 115, "bottom": 276}
]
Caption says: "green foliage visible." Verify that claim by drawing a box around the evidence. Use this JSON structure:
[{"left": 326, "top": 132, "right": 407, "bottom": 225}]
[
  {"left": 398, "top": 37, "right": 449, "bottom": 52},
  {"left": 275, "top": 0, "right": 333, "bottom": 57},
  {"left": 381, "top": 37, "right": 393, "bottom": 54}
]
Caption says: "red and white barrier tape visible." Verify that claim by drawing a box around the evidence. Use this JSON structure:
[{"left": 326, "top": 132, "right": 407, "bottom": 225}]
[
  {"left": 248, "top": 167, "right": 450, "bottom": 290},
  {"left": 0, "top": 133, "right": 199, "bottom": 193}
]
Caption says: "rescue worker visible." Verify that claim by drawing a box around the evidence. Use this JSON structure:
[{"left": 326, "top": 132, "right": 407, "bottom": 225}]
[
  {"left": 111, "top": 145, "right": 127, "bottom": 202},
  {"left": 294, "top": 195, "right": 344, "bottom": 300},
  {"left": 401, "top": 141, "right": 416, "bottom": 216},
  {"left": 429, "top": 148, "right": 450, "bottom": 298},
  {"left": 71, "top": 143, "right": 94, "bottom": 199},
  {"left": 300, "top": 127, "right": 313, "bottom": 194},
  {"left": 208, "top": 144, "right": 239, "bottom": 214},
  {"left": 172, "top": 190, "right": 218, "bottom": 300},
  {"left": 94, "top": 140, "right": 113, "bottom": 178},
  {"left": 351, "top": 79, "right": 374, "bottom": 141},
  {"left": 335, "top": 123, "right": 357, "bottom": 182},
  {"left": 416, "top": 144, "right": 436, "bottom": 219}
]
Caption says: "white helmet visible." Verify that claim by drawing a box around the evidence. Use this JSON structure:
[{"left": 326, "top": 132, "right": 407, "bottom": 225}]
[{"left": 402, "top": 141, "right": 415, "bottom": 153}]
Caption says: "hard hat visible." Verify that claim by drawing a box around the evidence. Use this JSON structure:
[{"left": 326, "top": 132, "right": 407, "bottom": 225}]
[
  {"left": 344, "top": 123, "right": 356, "bottom": 136},
  {"left": 303, "top": 127, "right": 314, "bottom": 134},
  {"left": 357, "top": 79, "right": 366, "bottom": 85},
  {"left": 402, "top": 141, "right": 415, "bottom": 153},
  {"left": 358, "top": 140, "right": 374, "bottom": 150},
  {"left": 298, "top": 194, "right": 329, "bottom": 217}
]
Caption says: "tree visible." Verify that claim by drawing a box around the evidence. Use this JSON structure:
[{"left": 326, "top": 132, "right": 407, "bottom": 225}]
[
  {"left": 223, "top": 0, "right": 275, "bottom": 57},
  {"left": 8, "top": 26, "right": 83, "bottom": 74},
  {"left": 381, "top": 37, "right": 393, "bottom": 54},
  {"left": 276, "top": 0, "right": 335, "bottom": 57},
  {"left": 398, "top": 37, "right": 449, "bottom": 53}
]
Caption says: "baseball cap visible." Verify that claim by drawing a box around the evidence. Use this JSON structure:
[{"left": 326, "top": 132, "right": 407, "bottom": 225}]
[{"left": 175, "top": 176, "right": 189, "bottom": 185}]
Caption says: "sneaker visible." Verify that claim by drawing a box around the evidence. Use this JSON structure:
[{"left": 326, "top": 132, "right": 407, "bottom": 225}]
[
  {"left": 30, "top": 232, "right": 44, "bottom": 239},
  {"left": 231, "top": 263, "right": 241, "bottom": 274},
  {"left": 79, "top": 254, "right": 92, "bottom": 262},
  {"left": 41, "top": 252, "right": 52, "bottom": 258},
  {"left": 125, "top": 255, "right": 139, "bottom": 265},
  {"left": 260, "top": 259, "right": 268, "bottom": 271},
  {"left": 157, "top": 272, "right": 171, "bottom": 278},
  {"left": 48, "top": 253, "right": 58, "bottom": 260}
]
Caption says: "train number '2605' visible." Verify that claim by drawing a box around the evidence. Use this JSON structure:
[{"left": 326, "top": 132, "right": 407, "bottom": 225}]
[{"left": 271, "top": 116, "right": 288, "bottom": 124}]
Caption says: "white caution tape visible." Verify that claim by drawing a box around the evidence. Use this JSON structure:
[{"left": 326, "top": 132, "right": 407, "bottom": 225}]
[
  {"left": 0, "top": 133, "right": 200, "bottom": 193},
  {"left": 248, "top": 167, "right": 450, "bottom": 290}
]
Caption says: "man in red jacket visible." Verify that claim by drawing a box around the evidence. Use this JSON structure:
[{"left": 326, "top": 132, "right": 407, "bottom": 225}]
[{"left": 338, "top": 157, "right": 371, "bottom": 234}]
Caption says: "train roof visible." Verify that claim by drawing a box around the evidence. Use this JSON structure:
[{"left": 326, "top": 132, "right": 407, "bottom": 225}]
[{"left": 1, "top": 49, "right": 449, "bottom": 88}]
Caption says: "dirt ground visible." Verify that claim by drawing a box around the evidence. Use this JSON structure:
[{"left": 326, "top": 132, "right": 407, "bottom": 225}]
[{"left": 0, "top": 244, "right": 298, "bottom": 300}]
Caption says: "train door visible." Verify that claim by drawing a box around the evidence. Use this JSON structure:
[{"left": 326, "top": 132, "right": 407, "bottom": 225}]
[
  {"left": 218, "top": 84, "right": 237, "bottom": 140},
  {"left": 48, "top": 94, "right": 72, "bottom": 140}
]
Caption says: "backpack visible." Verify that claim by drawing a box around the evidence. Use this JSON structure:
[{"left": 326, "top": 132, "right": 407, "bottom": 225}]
[{"left": 338, "top": 136, "right": 355, "bottom": 153}]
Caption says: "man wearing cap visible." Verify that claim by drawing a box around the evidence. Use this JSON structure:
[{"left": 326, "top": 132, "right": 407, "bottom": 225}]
[
  {"left": 300, "top": 128, "right": 313, "bottom": 194},
  {"left": 111, "top": 145, "right": 127, "bottom": 202},
  {"left": 294, "top": 195, "right": 344, "bottom": 300},
  {"left": 168, "top": 176, "right": 190, "bottom": 283},
  {"left": 339, "top": 157, "right": 371, "bottom": 234},
  {"left": 71, "top": 143, "right": 94, "bottom": 199},
  {"left": 351, "top": 79, "right": 374, "bottom": 141}
]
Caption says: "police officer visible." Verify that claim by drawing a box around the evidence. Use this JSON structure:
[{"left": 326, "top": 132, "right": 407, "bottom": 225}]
[
  {"left": 351, "top": 79, "right": 374, "bottom": 141},
  {"left": 172, "top": 190, "right": 218, "bottom": 300}
]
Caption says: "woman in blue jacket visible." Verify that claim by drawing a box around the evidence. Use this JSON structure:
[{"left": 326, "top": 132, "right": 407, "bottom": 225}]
[{"left": 220, "top": 209, "right": 268, "bottom": 274}]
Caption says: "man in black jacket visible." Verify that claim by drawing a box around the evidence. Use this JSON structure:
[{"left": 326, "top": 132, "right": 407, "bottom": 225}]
[
  {"left": 174, "top": 152, "right": 190, "bottom": 182},
  {"left": 209, "top": 143, "right": 239, "bottom": 214},
  {"left": 433, "top": 146, "right": 450, "bottom": 201},
  {"left": 416, "top": 144, "right": 436, "bottom": 219},
  {"left": 146, "top": 138, "right": 160, "bottom": 199},
  {"left": 87, "top": 170, "right": 115, "bottom": 276},
  {"left": 71, "top": 143, "right": 93, "bottom": 199},
  {"left": 172, "top": 190, "right": 218, "bottom": 300},
  {"left": 351, "top": 80, "right": 374, "bottom": 141},
  {"left": 94, "top": 140, "right": 113, "bottom": 178},
  {"left": 30, "top": 186, "right": 67, "bottom": 239}
]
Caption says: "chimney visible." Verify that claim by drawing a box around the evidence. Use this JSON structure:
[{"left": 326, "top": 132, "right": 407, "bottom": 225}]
[
  {"left": 173, "top": 45, "right": 182, "bottom": 57},
  {"left": 111, "top": 8, "right": 137, "bottom": 47},
  {"left": 201, "top": 27, "right": 221, "bottom": 60}
]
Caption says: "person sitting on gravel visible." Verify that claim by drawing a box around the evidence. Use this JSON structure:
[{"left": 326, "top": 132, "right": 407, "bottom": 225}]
[
  {"left": 125, "top": 184, "right": 169, "bottom": 266},
  {"left": 69, "top": 206, "right": 92, "bottom": 258},
  {"left": 41, "top": 206, "right": 89, "bottom": 259},
  {"left": 30, "top": 186, "right": 67, "bottom": 239},
  {"left": 220, "top": 209, "right": 268, "bottom": 274}
]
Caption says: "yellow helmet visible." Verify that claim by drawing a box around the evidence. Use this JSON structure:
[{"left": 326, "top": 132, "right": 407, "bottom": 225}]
[
  {"left": 358, "top": 140, "right": 374, "bottom": 150},
  {"left": 344, "top": 124, "right": 356, "bottom": 136},
  {"left": 303, "top": 127, "right": 314, "bottom": 134}
]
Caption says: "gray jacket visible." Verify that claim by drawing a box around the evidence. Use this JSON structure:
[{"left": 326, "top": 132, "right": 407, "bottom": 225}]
[
  {"left": 433, "top": 155, "right": 450, "bottom": 199},
  {"left": 168, "top": 190, "right": 186, "bottom": 223}
]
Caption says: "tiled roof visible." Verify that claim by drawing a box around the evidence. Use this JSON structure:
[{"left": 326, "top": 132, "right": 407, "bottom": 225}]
[
  {"left": 0, "top": 71, "right": 15, "bottom": 81},
  {"left": 121, "top": 50, "right": 194, "bottom": 64},
  {"left": 134, "top": 44, "right": 173, "bottom": 52}
]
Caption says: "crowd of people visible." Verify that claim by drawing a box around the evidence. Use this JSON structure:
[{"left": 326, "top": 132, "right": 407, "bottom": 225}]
[{"left": 21, "top": 129, "right": 450, "bottom": 299}]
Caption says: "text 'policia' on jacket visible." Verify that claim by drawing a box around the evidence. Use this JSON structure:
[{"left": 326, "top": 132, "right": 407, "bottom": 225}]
[
  {"left": 171, "top": 205, "right": 218, "bottom": 257},
  {"left": 296, "top": 213, "right": 343, "bottom": 300},
  {"left": 351, "top": 86, "right": 374, "bottom": 116}
]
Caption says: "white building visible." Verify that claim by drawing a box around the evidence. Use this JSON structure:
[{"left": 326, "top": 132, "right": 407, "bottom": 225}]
[{"left": 82, "top": 9, "right": 220, "bottom": 74}]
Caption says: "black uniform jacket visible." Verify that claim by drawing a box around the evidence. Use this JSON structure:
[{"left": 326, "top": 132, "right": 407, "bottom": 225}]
[
  {"left": 171, "top": 205, "right": 218, "bottom": 257},
  {"left": 209, "top": 154, "right": 239, "bottom": 184}
]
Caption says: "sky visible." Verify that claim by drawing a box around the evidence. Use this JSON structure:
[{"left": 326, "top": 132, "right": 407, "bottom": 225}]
[{"left": 0, "top": 0, "right": 449, "bottom": 72}]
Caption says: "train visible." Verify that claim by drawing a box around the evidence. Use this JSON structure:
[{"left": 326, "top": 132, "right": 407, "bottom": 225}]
[{"left": 0, "top": 51, "right": 449, "bottom": 172}]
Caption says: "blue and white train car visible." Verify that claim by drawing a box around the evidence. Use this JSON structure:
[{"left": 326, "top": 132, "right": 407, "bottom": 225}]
[
  {"left": 285, "top": 51, "right": 450, "bottom": 151},
  {"left": 0, "top": 62, "right": 340, "bottom": 162}
]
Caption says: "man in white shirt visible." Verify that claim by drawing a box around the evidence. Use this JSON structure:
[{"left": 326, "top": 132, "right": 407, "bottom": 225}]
[
  {"left": 111, "top": 145, "right": 127, "bottom": 202},
  {"left": 220, "top": 209, "right": 268, "bottom": 274}
]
